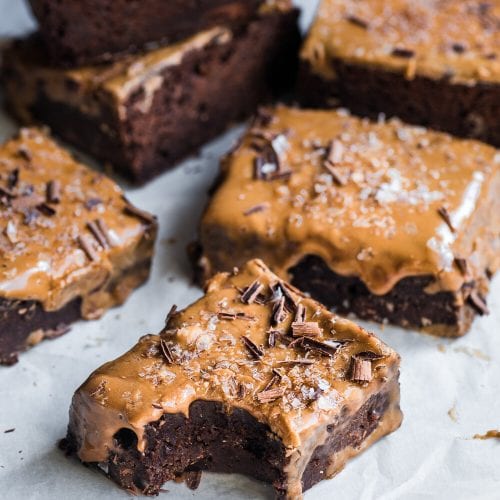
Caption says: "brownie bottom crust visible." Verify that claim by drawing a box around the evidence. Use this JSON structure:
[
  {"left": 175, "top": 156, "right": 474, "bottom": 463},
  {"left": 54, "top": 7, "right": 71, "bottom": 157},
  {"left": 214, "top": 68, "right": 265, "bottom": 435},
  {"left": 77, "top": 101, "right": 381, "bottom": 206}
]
[
  {"left": 0, "top": 259, "right": 152, "bottom": 366},
  {"left": 297, "top": 60, "right": 500, "bottom": 148},
  {"left": 289, "top": 255, "right": 488, "bottom": 337},
  {"left": 3, "top": 11, "right": 300, "bottom": 184},
  {"left": 62, "top": 380, "right": 400, "bottom": 498}
]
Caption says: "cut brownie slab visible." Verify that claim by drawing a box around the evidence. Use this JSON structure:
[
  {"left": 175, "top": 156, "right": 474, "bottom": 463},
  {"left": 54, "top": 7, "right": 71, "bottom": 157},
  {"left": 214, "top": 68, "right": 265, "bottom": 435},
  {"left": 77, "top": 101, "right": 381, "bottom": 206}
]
[
  {"left": 196, "top": 106, "right": 500, "bottom": 336},
  {"left": 29, "top": 0, "right": 265, "bottom": 66},
  {"left": 2, "top": 4, "right": 300, "bottom": 184},
  {"left": 0, "top": 129, "right": 157, "bottom": 365},
  {"left": 298, "top": 0, "right": 500, "bottom": 147},
  {"left": 62, "top": 259, "right": 402, "bottom": 498}
]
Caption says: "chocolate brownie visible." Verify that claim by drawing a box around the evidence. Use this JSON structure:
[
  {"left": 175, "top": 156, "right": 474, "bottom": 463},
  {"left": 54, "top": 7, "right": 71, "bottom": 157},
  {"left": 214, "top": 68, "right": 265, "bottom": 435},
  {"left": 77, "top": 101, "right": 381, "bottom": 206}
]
[
  {"left": 2, "top": 5, "right": 300, "bottom": 184},
  {"left": 196, "top": 106, "right": 500, "bottom": 336},
  {"left": 298, "top": 0, "right": 500, "bottom": 147},
  {"left": 0, "top": 129, "right": 157, "bottom": 365},
  {"left": 29, "top": 0, "right": 265, "bottom": 66},
  {"left": 62, "top": 259, "right": 402, "bottom": 498}
]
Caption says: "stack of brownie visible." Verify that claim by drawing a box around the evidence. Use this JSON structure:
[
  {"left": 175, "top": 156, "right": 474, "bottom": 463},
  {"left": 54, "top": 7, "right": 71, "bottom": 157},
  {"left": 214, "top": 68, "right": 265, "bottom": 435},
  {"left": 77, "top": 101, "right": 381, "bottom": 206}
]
[{"left": 2, "top": 0, "right": 301, "bottom": 183}]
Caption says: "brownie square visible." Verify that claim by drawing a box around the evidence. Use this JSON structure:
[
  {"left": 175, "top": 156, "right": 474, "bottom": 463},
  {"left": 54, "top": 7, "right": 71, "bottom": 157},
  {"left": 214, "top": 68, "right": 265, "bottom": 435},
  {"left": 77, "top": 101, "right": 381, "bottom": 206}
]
[
  {"left": 29, "top": 0, "right": 265, "bottom": 67},
  {"left": 298, "top": 0, "right": 500, "bottom": 147},
  {"left": 196, "top": 106, "right": 500, "bottom": 336},
  {"left": 62, "top": 259, "right": 402, "bottom": 497},
  {"left": 2, "top": 5, "right": 300, "bottom": 184},
  {"left": 0, "top": 128, "right": 157, "bottom": 365}
]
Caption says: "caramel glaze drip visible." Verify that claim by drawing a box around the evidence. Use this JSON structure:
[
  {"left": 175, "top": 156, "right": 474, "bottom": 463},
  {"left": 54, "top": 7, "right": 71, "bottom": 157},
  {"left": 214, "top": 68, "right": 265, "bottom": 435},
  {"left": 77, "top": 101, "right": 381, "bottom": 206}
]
[
  {"left": 200, "top": 106, "right": 500, "bottom": 296},
  {"left": 68, "top": 260, "right": 402, "bottom": 498},
  {"left": 301, "top": 0, "right": 500, "bottom": 84},
  {"left": 0, "top": 128, "right": 157, "bottom": 317}
]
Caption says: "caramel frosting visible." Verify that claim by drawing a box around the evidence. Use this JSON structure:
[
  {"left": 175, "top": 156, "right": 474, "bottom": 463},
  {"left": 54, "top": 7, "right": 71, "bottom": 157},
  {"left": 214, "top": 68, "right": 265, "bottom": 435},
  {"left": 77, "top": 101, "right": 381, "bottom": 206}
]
[
  {"left": 68, "top": 259, "right": 401, "bottom": 497},
  {"left": 200, "top": 106, "right": 500, "bottom": 296},
  {"left": 301, "top": 0, "right": 500, "bottom": 84},
  {"left": 0, "top": 128, "right": 157, "bottom": 316},
  {"left": 5, "top": 0, "right": 293, "bottom": 122}
]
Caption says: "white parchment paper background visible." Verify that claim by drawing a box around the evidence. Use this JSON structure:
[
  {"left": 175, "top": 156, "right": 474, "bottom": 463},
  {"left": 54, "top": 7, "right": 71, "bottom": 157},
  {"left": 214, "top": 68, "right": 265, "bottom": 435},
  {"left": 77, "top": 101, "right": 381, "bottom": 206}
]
[{"left": 0, "top": 1, "right": 499, "bottom": 499}]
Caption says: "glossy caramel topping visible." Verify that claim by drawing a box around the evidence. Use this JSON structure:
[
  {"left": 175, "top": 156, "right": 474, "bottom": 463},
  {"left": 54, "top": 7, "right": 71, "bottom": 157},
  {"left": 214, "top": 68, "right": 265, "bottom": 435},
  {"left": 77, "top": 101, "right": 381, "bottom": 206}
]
[
  {"left": 0, "top": 128, "right": 156, "bottom": 314},
  {"left": 200, "top": 106, "right": 500, "bottom": 295},
  {"left": 70, "top": 259, "right": 400, "bottom": 476},
  {"left": 302, "top": 0, "right": 500, "bottom": 83},
  {"left": 6, "top": 0, "right": 293, "bottom": 122}
]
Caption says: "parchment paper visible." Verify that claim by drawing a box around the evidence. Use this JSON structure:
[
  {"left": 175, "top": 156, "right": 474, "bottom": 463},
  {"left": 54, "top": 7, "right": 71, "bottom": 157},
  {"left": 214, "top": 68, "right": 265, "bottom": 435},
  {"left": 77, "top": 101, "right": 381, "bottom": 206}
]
[{"left": 0, "top": 1, "right": 499, "bottom": 499}]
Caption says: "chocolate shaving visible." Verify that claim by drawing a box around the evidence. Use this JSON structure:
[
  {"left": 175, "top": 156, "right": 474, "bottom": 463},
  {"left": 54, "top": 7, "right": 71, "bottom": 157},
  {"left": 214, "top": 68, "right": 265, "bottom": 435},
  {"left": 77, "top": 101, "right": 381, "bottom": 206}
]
[
  {"left": 326, "top": 139, "right": 344, "bottom": 165},
  {"left": 271, "top": 296, "right": 288, "bottom": 326},
  {"left": 237, "top": 383, "right": 247, "bottom": 399},
  {"left": 123, "top": 201, "right": 156, "bottom": 224},
  {"left": 324, "top": 162, "right": 348, "bottom": 186},
  {"left": 350, "top": 357, "right": 373, "bottom": 383},
  {"left": 0, "top": 186, "right": 16, "bottom": 201},
  {"left": 356, "top": 351, "right": 385, "bottom": 360},
  {"left": 184, "top": 471, "right": 202, "bottom": 490},
  {"left": 46, "top": 180, "right": 61, "bottom": 204},
  {"left": 87, "top": 220, "right": 109, "bottom": 249},
  {"left": 36, "top": 202, "right": 56, "bottom": 216},
  {"left": 4, "top": 428, "right": 15, "bottom": 433},
  {"left": 262, "top": 374, "right": 280, "bottom": 392},
  {"left": 468, "top": 291, "right": 489, "bottom": 315},
  {"left": 164, "top": 304, "right": 178, "bottom": 327},
  {"left": 243, "top": 203, "right": 269, "bottom": 216},
  {"left": 437, "top": 206, "right": 455, "bottom": 232},
  {"left": 217, "top": 311, "right": 255, "bottom": 321},
  {"left": 277, "top": 358, "right": 315, "bottom": 366},
  {"left": 77, "top": 234, "right": 99, "bottom": 261},
  {"left": 451, "top": 42, "right": 466, "bottom": 53},
  {"left": 95, "top": 218, "right": 116, "bottom": 247},
  {"left": 7, "top": 169, "right": 19, "bottom": 190},
  {"left": 346, "top": 14, "right": 369, "bottom": 29},
  {"left": 391, "top": 47, "right": 415, "bottom": 58},
  {"left": 454, "top": 257, "right": 468, "bottom": 276},
  {"left": 16, "top": 145, "right": 32, "bottom": 161},
  {"left": 242, "top": 336, "right": 264, "bottom": 359},
  {"left": 289, "top": 337, "right": 340, "bottom": 357},
  {"left": 291, "top": 321, "right": 322, "bottom": 337},
  {"left": 240, "top": 279, "right": 265, "bottom": 304},
  {"left": 160, "top": 339, "right": 176, "bottom": 364},
  {"left": 294, "top": 303, "right": 306, "bottom": 323},
  {"left": 252, "top": 132, "right": 291, "bottom": 182},
  {"left": 256, "top": 386, "right": 285, "bottom": 404},
  {"left": 253, "top": 108, "right": 273, "bottom": 127},
  {"left": 268, "top": 329, "right": 277, "bottom": 347},
  {"left": 152, "top": 403, "right": 163, "bottom": 410}
]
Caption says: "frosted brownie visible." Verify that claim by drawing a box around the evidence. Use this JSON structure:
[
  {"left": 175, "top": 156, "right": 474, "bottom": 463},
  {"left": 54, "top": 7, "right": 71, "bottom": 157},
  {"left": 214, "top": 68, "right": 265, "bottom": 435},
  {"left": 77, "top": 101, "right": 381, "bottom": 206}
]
[
  {"left": 196, "top": 106, "right": 500, "bottom": 336},
  {"left": 0, "top": 129, "right": 157, "bottom": 365},
  {"left": 62, "top": 259, "right": 402, "bottom": 498},
  {"left": 298, "top": 0, "right": 500, "bottom": 146},
  {"left": 29, "top": 0, "right": 265, "bottom": 66},
  {"left": 2, "top": 4, "right": 300, "bottom": 184}
]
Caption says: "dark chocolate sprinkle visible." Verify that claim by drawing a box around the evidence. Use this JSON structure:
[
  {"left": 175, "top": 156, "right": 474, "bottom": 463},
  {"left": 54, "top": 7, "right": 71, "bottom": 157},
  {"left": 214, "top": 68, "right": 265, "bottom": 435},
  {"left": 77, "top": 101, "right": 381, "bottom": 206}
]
[
  {"left": 7, "top": 169, "right": 19, "bottom": 190},
  {"left": 123, "top": 201, "right": 156, "bottom": 224},
  {"left": 160, "top": 339, "right": 176, "bottom": 364},
  {"left": 294, "top": 303, "right": 306, "bottom": 323},
  {"left": 87, "top": 220, "right": 109, "bottom": 249},
  {"left": 4, "top": 428, "right": 15, "bottom": 434},
  {"left": 240, "top": 279, "right": 265, "bottom": 304},
  {"left": 77, "top": 234, "right": 98, "bottom": 261},
  {"left": 392, "top": 47, "right": 415, "bottom": 58},
  {"left": 243, "top": 203, "right": 269, "bottom": 216},
  {"left": 36, "top": 203, "right": 56, "bottom": 217},
  {"left": 454, "top": 257, "right": 468, "bottom": 276},
  {"left": 242, "top": 336, "right": 264, "bottom": 359},
  {"left": 46, "top": 180, "right": 61, "bottom": 204},
  {"left": 289, "top": 337, "right": 340, "bottom": 357},
  {"left": 256, "top": 386, "right": 284, "bottom": 404},
  {"left": 437, "top": 206, "right": 455, "bottom": 232},
  {"left": 85, "top": 197, "right": 102, "bottom": 210},
  {"left": 468, "top": 291, "right": 489, "bottom": 315},
  {"left": 271, "top": 296, "right": 288, "bottom": 326},
  {"left": 345, "top": 15, "right": 369, "bottom": 29},
  {"left": 350, "top": 357, "right": 373, "bottom": 383}
]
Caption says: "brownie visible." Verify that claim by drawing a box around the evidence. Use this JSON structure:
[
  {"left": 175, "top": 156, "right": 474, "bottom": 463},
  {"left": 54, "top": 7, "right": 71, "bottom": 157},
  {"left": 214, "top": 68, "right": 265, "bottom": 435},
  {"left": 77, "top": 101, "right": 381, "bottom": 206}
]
[
  {"left": 2, "top": 5, "right": 300, "bottom": 184},
  {"left": 297, "top": 0, "right": 500, "bottom": 147},
  {"left": 61, "top": 259, "right": 402, "bottom": 498},
  {"left": 0, "top": 128, "right": 158, "bottom": 365},
  {"left": 29, "top": 0, "right": 265, "bottom": 67},
  {"left": 196, "top": 106, "right": 500, "bottom": 336}
]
